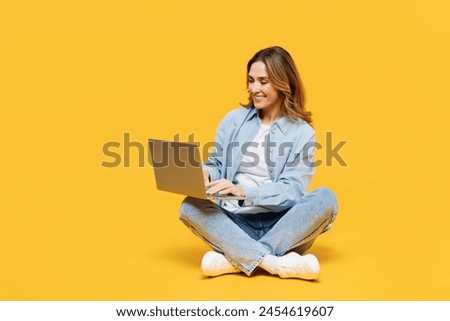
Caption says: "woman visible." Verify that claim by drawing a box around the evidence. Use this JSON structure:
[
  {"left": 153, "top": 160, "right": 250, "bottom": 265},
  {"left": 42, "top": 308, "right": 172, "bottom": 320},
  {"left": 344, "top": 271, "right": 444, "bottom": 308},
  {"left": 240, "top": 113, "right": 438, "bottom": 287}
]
[{"left": 179, "top": 46, "right": 338, "bottom": 279}]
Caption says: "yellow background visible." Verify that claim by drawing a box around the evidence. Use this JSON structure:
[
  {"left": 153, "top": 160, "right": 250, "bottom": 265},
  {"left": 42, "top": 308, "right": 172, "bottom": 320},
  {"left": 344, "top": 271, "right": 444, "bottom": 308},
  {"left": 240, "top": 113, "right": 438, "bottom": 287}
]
[{"left": 1, "top": 0, "right": 449, "bottom": 300}]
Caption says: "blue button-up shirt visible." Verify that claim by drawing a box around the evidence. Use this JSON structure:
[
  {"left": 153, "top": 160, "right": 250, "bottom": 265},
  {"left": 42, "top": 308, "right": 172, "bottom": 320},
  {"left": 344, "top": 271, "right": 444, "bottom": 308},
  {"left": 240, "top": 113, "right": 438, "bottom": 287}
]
[{"left": 203, "top": 106, "right": 315, "bottom": 211}]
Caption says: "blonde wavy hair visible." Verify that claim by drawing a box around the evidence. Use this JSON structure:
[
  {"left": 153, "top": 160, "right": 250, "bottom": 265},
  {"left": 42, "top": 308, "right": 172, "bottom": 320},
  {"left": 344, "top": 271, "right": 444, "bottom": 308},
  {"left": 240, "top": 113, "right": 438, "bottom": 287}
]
[{"left": 243, "top": 46, "right": 312, "bottom": 124}]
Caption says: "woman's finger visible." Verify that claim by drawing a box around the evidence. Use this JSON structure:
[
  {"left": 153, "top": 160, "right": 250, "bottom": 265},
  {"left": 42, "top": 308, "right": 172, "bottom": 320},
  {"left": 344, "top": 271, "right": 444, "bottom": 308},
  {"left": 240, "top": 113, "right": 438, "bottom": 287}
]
[{"left": 207, "top": 180, "right": 233, "bottom": 194}]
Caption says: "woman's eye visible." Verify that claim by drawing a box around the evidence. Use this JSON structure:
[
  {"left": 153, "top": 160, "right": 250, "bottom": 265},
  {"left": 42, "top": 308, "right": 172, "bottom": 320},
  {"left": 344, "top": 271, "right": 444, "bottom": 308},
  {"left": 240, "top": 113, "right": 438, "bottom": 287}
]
[{"left": 261, "top": 81, "right": 268, "bottom": 85}]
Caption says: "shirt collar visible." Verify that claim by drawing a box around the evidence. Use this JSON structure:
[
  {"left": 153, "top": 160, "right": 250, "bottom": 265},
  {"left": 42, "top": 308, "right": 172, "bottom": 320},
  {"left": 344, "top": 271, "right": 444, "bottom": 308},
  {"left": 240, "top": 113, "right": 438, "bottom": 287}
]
[{"left": 245, "top": 107, "right": 303, "bottom": 136}]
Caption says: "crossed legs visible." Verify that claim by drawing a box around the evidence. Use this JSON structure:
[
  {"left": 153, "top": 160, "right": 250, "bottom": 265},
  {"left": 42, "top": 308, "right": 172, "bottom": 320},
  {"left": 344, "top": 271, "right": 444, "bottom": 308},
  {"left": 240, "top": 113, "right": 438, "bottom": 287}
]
[{"left": 179, "top": 187, "right": 338, "bottom": 279}]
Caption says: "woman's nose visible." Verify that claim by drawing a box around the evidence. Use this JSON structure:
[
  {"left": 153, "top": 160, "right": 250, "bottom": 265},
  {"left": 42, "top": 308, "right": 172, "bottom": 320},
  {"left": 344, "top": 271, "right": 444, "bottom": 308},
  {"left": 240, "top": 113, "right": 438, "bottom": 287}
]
[{"left": 249, "top": 83, "right": 260, "bottom": 93}]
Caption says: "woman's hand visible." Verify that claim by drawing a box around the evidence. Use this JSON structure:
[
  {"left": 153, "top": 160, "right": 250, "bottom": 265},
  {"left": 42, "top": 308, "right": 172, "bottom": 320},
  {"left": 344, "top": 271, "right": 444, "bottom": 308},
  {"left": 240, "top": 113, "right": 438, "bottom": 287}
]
[{"left": 205, "top": 179, "right": 246, "bottom": 197}]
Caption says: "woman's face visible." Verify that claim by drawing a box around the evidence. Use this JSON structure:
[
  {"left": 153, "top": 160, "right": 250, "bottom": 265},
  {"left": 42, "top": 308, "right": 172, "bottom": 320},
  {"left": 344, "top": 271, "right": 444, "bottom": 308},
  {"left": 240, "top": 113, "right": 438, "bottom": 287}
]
[{"left": 248, "top": 61, "right": 283, "bottom": 114}]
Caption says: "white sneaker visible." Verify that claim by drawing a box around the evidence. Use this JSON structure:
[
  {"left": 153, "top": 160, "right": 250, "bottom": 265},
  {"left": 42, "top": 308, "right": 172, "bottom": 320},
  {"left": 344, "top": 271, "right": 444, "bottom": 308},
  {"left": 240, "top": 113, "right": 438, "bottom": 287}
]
[
  {"left": 277, "top": 252, "right": 320, "bottom": 280},
  {"left": 200, "top": 251, "right": 241, "bottom": 277},
  {"left": 322, "top": 223, "right": 333, "bottom": 234}
]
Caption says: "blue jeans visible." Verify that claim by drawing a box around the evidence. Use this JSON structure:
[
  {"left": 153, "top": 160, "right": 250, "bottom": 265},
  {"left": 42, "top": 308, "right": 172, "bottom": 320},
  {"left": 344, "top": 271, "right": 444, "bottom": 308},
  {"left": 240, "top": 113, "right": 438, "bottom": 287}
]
[{"left": 179, "top": 187, "right": 338, "bottom": 276}]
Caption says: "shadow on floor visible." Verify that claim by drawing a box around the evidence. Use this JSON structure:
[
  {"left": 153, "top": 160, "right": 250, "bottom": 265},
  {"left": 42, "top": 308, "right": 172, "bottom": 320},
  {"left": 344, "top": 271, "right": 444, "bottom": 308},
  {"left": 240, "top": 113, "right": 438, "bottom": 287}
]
[{"left": 306, "top": 244, "right": 338, "bottom": 263}]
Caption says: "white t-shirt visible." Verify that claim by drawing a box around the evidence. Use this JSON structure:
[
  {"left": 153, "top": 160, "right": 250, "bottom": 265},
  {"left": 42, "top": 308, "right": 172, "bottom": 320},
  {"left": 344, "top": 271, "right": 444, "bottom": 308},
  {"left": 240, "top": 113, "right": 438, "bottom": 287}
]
[{"left": 223, "top": 122, "right": 273, "bottom": 213}]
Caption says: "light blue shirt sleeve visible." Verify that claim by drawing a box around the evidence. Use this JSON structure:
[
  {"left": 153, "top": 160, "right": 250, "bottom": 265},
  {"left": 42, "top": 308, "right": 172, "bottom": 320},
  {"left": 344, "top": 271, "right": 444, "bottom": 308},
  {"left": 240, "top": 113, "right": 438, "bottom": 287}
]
[{"left": 243, "top": 132, "right": 315, "bottom": 210}]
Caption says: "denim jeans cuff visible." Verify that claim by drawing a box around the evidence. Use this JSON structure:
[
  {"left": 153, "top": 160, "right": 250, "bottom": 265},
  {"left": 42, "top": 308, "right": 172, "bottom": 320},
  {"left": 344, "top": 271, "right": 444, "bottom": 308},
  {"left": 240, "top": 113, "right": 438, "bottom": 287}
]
[{"left": 235, "top": 250, "right": 270, "bottom": 276}]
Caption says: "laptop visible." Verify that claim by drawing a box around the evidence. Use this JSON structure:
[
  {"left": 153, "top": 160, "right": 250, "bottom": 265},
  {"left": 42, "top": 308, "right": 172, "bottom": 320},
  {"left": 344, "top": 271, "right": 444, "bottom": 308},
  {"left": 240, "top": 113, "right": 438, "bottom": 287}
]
[{"left": 148, "top": 138, "right": 246, "bottom": 200}]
